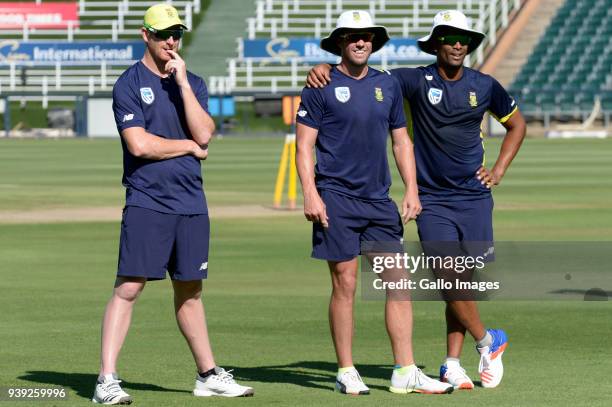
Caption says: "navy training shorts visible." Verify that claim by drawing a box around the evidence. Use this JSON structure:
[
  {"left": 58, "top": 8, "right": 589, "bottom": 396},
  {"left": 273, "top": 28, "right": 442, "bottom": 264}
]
[
  {"left": 416, "top": 196, "right": 494, "bottom": 260},
  {"left": 312, "top": 189, "right": 404, "bottom": 262},
  {"left": 117, "top": 206, "right": 210, "bottom": 281}
]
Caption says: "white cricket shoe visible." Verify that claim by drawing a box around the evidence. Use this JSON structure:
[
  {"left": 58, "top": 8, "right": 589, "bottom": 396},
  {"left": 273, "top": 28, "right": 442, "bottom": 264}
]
[
  {"left": 440, "top": 364, "right": 475, "bottom": 390},
  {"left": 92, "top": 374, "right": 132, "bottom": 405},
  {"left": 390, "top": 367, "right": 453, "bottom": 394},
  {"left": 193, "top": 367, "right": 254, "bottom": 397},
  {"left": 478, "top": 329, "right": 508, "bottom": 388},
  {"left": 335, "top": 368, "right": 370, "bottom": 395}
]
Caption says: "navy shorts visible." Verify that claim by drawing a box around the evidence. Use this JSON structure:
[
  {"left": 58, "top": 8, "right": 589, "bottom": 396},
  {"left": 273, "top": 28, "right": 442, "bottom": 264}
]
[
  {"left": 416, "top": 197, "right": 494, "bottom": 259},
  {"left": 117, "top": 206, "right": 210, "bottom": 281},
  {"left": 312, "top": 190, "right": 404, "bottom": 262}
]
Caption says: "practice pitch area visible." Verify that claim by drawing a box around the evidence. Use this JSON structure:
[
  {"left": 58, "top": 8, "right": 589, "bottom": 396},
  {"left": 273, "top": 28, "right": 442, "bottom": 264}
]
[{"left": 1, "top": 136, "right": 611, "bottom": 406}]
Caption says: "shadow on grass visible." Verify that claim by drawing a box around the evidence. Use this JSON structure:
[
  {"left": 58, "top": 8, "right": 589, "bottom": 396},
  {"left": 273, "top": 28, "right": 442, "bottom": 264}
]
[
  {"left": 19, "top": 371, "right": 190, "bottom": 400},
  {"left": 227, "top": 361, "right": 427, "bottom": 392}
]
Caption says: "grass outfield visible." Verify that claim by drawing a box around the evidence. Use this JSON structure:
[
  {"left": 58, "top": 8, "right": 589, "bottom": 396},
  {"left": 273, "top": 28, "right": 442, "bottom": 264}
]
[{"left": 1, "top": 137, "right": 612, "bottom": 406}]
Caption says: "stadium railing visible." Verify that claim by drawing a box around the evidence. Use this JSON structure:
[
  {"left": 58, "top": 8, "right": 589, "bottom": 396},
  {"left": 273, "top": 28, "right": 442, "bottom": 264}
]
[
  {"left": 209, "top": 0, "right": 521, "bottom": 95},
  {"left": 1, "top": 0, "right": 200, "bottom": 42},
  {"left": 0, "top": 0, "right": 202, "bottom": 101}
]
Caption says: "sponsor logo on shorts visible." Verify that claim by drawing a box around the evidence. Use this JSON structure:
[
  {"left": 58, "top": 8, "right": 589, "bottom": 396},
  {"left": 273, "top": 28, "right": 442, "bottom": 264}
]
[
  {"left": 335, "top": 86, "right": 351, "bottom": 103},
  {"left": 297, "top": 109, "right": 307, "bottom": 117},
  {"left": 199, "top": 262, "right": 208, "bottom": 271},
  {"left": 140, "top": 87, "right": 155, "bottom": 104}
]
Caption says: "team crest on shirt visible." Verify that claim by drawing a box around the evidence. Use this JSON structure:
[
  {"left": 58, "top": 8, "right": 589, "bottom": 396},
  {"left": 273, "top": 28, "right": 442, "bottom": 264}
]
[
  {"left": 140, "top": 87, "right": 155, "bottom": 104},
  {"left": 374, "top": 87, "right": 384, "bottom": 102},
  {"left": 428, "top": 88, "right": 443, "bottom": 105},
  {"left": 469, "top": 91, "right": 478, "bottom": 107},
  {"left": 335, "top": 87, "right": 351, "bottom": 103}
]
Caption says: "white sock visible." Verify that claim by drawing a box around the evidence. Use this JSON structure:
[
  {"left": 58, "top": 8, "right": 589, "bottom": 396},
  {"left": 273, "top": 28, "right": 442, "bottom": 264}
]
[
  {"left": 445, "top": 358, "right": 461, "bottom": 369},
  {"left": 477, "top": 331, "right": 493, "bottom": 349}
]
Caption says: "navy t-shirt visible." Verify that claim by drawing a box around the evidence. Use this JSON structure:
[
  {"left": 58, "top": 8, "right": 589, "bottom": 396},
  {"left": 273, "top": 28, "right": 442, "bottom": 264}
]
[
  {"left": 391, "top": 64, "right": 517, "bottom": 202},
  {"left": 297, "top": 66, "right": 407, "bottom": 201},
  {"left": 112, "top": 61, "right": 209, "bottom": 215}
]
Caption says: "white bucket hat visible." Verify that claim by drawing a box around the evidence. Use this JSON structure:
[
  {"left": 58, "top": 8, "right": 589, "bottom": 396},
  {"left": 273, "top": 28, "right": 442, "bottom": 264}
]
[
  {"left": 320, "top": 10, "right": 390, "bottom": 56},
  {"left": 418, "top": 10, "right": 485, "bottom": 55}
]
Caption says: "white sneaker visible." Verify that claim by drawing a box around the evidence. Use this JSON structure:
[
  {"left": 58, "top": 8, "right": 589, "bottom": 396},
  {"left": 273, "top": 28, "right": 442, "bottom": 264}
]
[
  {"left": 440, "top": 363, "right": 475, "bottom": 390},
  {"left": 92, "top": 374, "right": 132, "bottom": 405},
  {"left": 477, "top": 329, "right": 508, "bottom": 388},
  {"left": 335, "top": 368, "right": 370, "bottom": 395},
  {"left": 390, "top": 367, "right": 453, "bottom": 394},
  {"left": 193, "top": 367, "right": 254, "bottom": 397}
]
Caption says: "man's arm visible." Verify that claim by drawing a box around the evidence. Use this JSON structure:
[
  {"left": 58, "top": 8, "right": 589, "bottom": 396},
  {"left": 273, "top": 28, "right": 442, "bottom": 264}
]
[
  {"left": 296, "top": 123, "right": 328, "bottom": 228},
  {"left": 122, "top": 126, "right": 208, "bottom": 160},
  {"left": 391, "top": 127, "right": 421, "bottom": 223},
  {"left": 166, "top": 50, "right": 215, "bottom": 147},
  {"left": 477, "top": 109, "right": 527, "bottom": 188},
  {"left": 306, "top": 64, "right": 332, "bottom": 88}
]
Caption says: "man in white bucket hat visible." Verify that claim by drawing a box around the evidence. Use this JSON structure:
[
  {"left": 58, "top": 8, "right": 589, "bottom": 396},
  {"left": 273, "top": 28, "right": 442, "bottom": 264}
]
[
  {"left": 296, "top": 10, "right": 453, "bottom": 396},
  {"left": 308, "top": 10, "right": 526, "bottom": 391}
]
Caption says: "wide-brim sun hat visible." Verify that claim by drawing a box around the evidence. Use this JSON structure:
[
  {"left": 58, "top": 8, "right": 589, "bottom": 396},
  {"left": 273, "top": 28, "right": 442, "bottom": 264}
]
[
  {"left": 320, "top": 10, "right": 390, "bottom": 56},
  {"left": 144, "top": 3, "right": 188, "bottom": 31},
  {"left": 418, "top": 10, "right": 485, "bottom": 55}
]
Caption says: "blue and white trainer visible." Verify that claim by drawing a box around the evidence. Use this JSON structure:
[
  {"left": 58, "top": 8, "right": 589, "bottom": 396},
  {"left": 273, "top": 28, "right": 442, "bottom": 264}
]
[
  {"left": 440, "top": 363, "right": 474, "bottom": 390},
  {"left": 477, "top": 329, "right": 508, "bottom": 388}
]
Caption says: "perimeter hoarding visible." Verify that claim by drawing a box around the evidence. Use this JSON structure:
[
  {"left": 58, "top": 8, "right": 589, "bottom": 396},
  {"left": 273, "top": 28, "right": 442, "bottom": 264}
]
[
  {"left": 0, "top": 2, "right": 79, "bottom": 29},
  {"left": 241, "top": 37, "right": 435, "bottom": 63},
  {"left": 0, "top": 40, "right": 145, "bottom": 64}
]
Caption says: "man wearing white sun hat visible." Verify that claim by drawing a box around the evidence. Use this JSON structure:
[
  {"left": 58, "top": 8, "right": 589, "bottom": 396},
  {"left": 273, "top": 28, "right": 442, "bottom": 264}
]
[
  {"left": 307, "top": 10, "right": 526, "bottom": 391},
  {"left": 297, "top": 10, "right": 453, "bottom": 396}
]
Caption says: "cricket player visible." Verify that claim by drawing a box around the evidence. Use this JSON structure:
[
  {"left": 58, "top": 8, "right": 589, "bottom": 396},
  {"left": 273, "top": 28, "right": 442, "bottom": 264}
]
[
  {"left": 92, "top": 4, "right": 253, "bottom": 404},
  {"left": 296, "top": 10, "right": 453, "bottom": 395},
  {"left": 307, "top": 10, "right": 526, "bottom": 390}
]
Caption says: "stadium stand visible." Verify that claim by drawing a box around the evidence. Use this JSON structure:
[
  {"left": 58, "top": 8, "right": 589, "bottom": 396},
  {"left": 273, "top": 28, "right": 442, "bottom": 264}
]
[
  {"left": 1, "top": 0, "right": 200, "bottom": 41},
  {"left": 510, "top": 0, "right": 612, "bottom": 126},
  {"left": 208, "top": 0, "right": 522, "bottom": 95},
  {"left": 0, "top": 0, "right": 202, "bottom": 101}
]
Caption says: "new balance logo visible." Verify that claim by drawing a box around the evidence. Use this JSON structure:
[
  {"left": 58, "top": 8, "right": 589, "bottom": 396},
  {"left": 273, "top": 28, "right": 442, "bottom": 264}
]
[
  {"left": 122, "top": 114, "right": 134, "bottom": 122},
  {"left": 199, "top": 262, "right": 208, "bottom": 271}
]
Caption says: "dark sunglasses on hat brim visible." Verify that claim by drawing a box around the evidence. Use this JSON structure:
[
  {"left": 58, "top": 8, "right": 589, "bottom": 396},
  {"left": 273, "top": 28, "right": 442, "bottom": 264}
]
[
  {"left": 437, "top": 34, "right": 472, "bottom": 46},
  {"left": 339, "top": 32, "right": 375, "bottom": 43},
  {"left": 144, "top": 25, "right": 184, "bottom": 41}
]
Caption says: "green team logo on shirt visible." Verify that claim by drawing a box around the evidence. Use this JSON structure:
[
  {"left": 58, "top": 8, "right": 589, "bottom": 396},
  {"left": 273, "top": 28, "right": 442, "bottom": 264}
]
[
  {"left": 469, "top": 91, "right": 478, "bottom": 107},
  {"left": 375, "top": 87, "right": 384, "bottom": 102}
]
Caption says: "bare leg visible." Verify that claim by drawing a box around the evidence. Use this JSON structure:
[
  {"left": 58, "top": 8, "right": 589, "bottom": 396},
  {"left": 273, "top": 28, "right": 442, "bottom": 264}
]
[
  {"left": 445, "top": 303, "right": 467, "bottom": 358},
  {"left": 328, "top": 259, "right": 358, "bottom": 367},
  {"left": 172, "top": 280, "right": 216, "bottom": 372},
  {"left": 100, "top": 277, "right": 147, "bottom": 375},
  {"left": 446, "top": 300, "right": 486, "bottom": 349},
  {"left": 385, "top": 299, "right": 415, "bottom": 366}
]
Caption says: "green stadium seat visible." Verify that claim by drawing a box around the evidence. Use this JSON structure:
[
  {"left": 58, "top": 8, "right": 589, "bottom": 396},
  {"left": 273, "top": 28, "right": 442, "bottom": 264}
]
[{"left": 512, "top": 0, "right": 610, "bottom": 117}]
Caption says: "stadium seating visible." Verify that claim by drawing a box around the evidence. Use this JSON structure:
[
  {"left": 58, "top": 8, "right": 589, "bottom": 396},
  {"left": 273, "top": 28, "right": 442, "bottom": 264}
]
[
  {"left": 0, "top": 0, "right": 202, "bottom": 100},
  {"left": 1, "top": 0, "right": 200, "bottom": 42},
  {"left": 510, "top": 0, "right": 611, "bottom": 123},
  {"left": 209, "top": 0, "right": 522, "bottom": 95}
]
